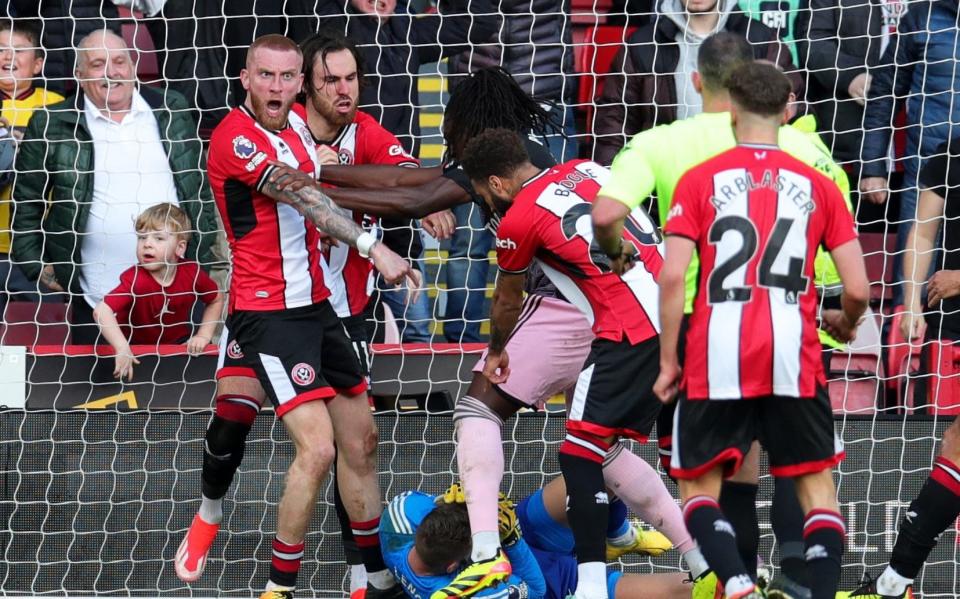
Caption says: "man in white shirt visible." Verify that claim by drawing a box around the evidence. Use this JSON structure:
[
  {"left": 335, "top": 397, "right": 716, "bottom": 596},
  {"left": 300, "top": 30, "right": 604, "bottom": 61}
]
[{"left": 12, "top": 30, "right": 220, "bottom": 344}]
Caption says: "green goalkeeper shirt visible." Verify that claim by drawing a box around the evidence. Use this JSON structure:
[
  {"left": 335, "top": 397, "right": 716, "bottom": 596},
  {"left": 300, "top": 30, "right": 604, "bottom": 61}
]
[{"left": 598, "top": 112, "right": 852, "bottom": 348}]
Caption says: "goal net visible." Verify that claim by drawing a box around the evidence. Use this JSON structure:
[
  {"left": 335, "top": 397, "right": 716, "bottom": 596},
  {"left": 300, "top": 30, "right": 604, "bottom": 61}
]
[{"left": 1, "top": 2, "right": 958, "bottom": 597}]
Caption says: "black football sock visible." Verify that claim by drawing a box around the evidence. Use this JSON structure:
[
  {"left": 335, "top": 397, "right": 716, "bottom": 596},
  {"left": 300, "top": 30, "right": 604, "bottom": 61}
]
[
  {"left": 719, "top": 480, "right": 759, "bottom": 577},
  {"left": 201, "top": 415, "right": 252, "bottom": 500},
  {"left": 772, "top": 476, "right": 809, "bottom": 587},
  {"left": 888, "top": 457, "right": 960, "bottom": 580},
  {"left": 558, "top": 438, "right": 610, "bottom": 565},
  {"left": 332, "top": 461, "right": 363, "bottom": 567},
  {"left": 683, "top": 495, "right": 755, "bottom": 596},
  {"left": 802, "top": 510, "right": 845, "bottom": 599}
]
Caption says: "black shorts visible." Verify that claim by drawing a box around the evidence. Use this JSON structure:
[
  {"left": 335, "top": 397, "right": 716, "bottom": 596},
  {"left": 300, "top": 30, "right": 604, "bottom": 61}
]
[
  {"left": 670, "top": 387, "right": 844, "bottom": 480},
  {"left": 567, "top": 336, "right": 662, "bottom": 443},
  {"left": 342, "top": 313, "right": 372, "bottom": 380},
  {"left": 216, "top": 302, "right": 367, "bottom": 417}
]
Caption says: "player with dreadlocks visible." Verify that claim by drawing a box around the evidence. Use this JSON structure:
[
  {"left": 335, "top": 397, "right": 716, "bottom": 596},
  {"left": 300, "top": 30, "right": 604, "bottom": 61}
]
[{"left": 266, "top": 66, "right": 714, "bottom": 599}]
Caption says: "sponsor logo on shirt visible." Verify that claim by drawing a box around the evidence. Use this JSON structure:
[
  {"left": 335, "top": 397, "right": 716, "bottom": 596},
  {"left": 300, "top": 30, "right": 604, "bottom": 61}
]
[
  {"left": 233, "top": 135, "right": 257, "bottom": 159},
  {"left": 666, "top": 204, "right": 683, "bottom": 220},
  {"left": 245, "top": 151, "right": 268, "bottom": 172},
  {"left": 496, "top": 237, "right": 517, "bottom": 250},
  {"left": 291, "top": 363, "right": 316, "bottom": 387}
]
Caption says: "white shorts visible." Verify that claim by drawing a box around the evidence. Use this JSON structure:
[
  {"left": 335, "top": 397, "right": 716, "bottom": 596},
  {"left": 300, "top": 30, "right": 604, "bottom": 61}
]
[{"left": 473, "top": 295, "right": 594, "bottom": 408}]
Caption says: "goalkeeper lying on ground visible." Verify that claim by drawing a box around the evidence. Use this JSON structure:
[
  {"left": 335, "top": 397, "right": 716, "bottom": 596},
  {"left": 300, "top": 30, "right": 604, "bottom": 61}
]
[{"left": 380, "top": 479, "right": 691, "bottom": 599}]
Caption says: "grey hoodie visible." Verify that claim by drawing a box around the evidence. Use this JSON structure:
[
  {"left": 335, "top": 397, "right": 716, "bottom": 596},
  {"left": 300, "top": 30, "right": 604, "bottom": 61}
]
[{"left": 661, "top": 0, "right": 739, "bottom": 120}]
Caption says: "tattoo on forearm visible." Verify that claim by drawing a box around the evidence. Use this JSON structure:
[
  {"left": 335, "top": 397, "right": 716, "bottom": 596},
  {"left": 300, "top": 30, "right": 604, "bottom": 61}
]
[
  {"left": 489, "top": 301, "right": 521, "bottom": 354},
  {"left": 263, "top": 179, "right": 362, "bottom": 246},
  {"left": 489, "top": 319, "right": 511, "bottom": 354}
]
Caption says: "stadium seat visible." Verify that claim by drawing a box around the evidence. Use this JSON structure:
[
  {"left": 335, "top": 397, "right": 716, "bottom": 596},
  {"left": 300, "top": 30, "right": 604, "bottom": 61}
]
[
  {"left": 574, "top": 25, "right": 637, "bottom": 138},
  {"left": 570, "top": 0, "right": 614, "bottom": 24},
  {"left": 923, "top": 340, "right": 960, "bottom": 415},
  {"left": 828, "top": 309, "right": 884, "bottom": 413},
  {"left": 884, "top": 306, "right": 922, "bottom": 409},
  {"left": 0, "top": 301, "right": 70, "bottom": 346},
  {"left": 829, "top": 353, "right": 883, "bottom": 414},
  {"left": 117, "top": 7, "right": 160, "bottom": 83}
]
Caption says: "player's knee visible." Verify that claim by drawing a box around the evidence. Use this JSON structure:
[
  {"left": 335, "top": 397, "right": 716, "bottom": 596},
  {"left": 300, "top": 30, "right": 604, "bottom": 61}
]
[
  {"left": 939, "top": 420, "right": 960, "bottom": 462},
  {"left": 339, "top": 425, "right": 379, "bottom": 471},
  {"left": 296, "top": 439, "right": 337, "bottom": 478},
  {"left": 205, "top": 415, "right": 251, "bottom": 462}
]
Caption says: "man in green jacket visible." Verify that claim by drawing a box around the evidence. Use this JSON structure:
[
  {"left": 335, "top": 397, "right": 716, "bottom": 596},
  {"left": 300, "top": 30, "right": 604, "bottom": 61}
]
[{"left": 11, "top": 30, "right": 220, "bottom": 344}]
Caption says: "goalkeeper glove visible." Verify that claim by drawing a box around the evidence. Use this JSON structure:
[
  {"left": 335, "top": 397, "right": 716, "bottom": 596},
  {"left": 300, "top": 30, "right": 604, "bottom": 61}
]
[
  {"left": 440, "top": 482, "right": 467, "bottom": 505},
  {"left": 497, "top": 493, "right": 521, "bottom": 547}
]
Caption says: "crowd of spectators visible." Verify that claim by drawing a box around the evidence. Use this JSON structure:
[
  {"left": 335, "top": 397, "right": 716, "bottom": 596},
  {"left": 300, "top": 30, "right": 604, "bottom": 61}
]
[{"left": 0, "top": 0, "right": 954, "bottom": 383}]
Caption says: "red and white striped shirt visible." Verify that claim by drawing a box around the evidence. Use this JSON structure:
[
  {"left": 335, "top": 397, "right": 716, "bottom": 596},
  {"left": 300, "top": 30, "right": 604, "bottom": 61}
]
[
  {"left": 208, "top": 106, "right": 327, "bottom": 313},
  {"left": 292, "top": 106, "right": 419, "bottom": 318},
  {"left": 666, "top": 145, "right": 858, "bottom": 400},
  {"left": 496, "top": 160, "right": 664, "bottom": 345}
]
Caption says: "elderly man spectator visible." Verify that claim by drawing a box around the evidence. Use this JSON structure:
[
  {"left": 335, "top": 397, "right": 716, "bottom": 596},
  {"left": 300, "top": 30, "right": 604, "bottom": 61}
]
[
  {"left": 11, "top": 29, "right": 219, "bottom": 344},
  {"left": 593, "top": 0, "right": 802, "bottom": 166},
  {"left": 860, "top": 0, "right": 958, "bottom": 305}
]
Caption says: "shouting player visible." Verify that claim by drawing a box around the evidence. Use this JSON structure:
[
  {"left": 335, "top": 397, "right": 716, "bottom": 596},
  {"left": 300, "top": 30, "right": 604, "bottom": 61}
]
[
  {"left": 460, "top": 127, "right": 674, "bottom": 599},
  {"left": 297, "top": 29, "right": 431, "bottom": 597},
  {"left": 591, "top": 32, "right": 854, "bottom": 598},
  {"left": 174, "top": 34, "right": 415, "bottom": 599},
  {"left": 653, "top": 62, "right": 869, "bottom": 599}
]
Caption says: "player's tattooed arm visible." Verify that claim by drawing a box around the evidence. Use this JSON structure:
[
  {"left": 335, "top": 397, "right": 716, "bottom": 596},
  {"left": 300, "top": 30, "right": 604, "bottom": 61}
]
[
  {"left": 262, "top": 162, "right": 416, "bottom": 287},
  {"left": 489, "top": 272, "right": 525, "bottom": 353},
  {"left": 484, "top": 271, "right": 526, "bottom": 385},
  {"left": 263, "top": 167, "right": 364, "bottom": 245}
]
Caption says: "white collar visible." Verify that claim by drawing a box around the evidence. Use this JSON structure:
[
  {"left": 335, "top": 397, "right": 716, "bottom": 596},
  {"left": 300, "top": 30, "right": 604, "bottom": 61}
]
[{"left": 83, "top": 89, "right": 149, "bottom": 125}]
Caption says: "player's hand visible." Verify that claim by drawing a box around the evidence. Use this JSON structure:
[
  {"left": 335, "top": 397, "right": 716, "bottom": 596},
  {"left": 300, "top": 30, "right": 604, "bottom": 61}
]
[
  {"left": 114, "top": 351, "right": 140, "bottom": 381},
  {"left": 266, "top": 161, "right": 317, "bottom": 193},
  {"left": 316, "top": 144, "right": 340, "bottom": 166},
  {"left": 653, "top": 361, "right": 681, "bottom": 404},
  {"left": 369, "top": 242, "right": 418, "bottom": 290},
  {"left": 819, "top": 309, "right": 862, "bottom": 343},
  {"left": 497, "top": 493, "right": 521, "bottom": 546},
  {"left": 859, "top": 176, "right": 888, "bottom": 205},
  {"left": 900, "top": 301, "right": 927, "bottom": 342},
  {"left": 926, "top": 269, "right": 960, "bottom": 306},
  {"left": 609, "top": 243, "right": 637, "bottom": 276},
  {"left": 40, "top": 264, "right": 64, "bottom": 293},
  {"left": 439, "top": 481, "right": 466, "bottom": 504},
  {"left": 186, "top": 335, "right": 211, "bottom": 356},
  {"left": 422, "top": 210, "right": 456, "bottom": 240},
  {"left": 483, "top": 349, "right": 511, "bottom": 385}
]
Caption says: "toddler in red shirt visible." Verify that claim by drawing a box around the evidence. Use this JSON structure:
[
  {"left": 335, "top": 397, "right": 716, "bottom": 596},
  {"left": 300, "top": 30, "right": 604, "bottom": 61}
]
[{"left": 93, "top": 203, "right": 223, "bottom": 380}]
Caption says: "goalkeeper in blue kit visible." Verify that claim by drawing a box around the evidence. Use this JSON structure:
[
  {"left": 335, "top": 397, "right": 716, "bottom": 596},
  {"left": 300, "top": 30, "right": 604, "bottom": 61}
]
[{"left": 380, "top": 480, "right": 688, "bottom": 599}]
